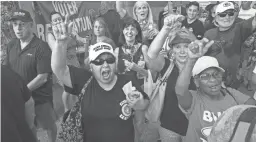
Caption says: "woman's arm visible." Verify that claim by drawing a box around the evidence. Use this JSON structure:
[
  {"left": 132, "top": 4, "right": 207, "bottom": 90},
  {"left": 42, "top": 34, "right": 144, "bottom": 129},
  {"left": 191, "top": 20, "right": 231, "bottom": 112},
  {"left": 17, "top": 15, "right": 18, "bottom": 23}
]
[
  {"left": 116, "top": 1, "right": 127, "bottom": 18},
  {"left": 47, "top": 32, "right": 56, "bottom": 50},
  {"left": 51, "top": 16, "right": 74, "bottom": 88},
  {"left": 175, "top": 39, "right": 214, "bottom": 110}
]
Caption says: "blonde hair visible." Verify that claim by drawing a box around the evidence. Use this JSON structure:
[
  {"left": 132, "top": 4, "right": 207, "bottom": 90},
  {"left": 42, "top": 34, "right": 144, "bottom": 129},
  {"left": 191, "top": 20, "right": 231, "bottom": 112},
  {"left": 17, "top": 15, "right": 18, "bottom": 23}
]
[{"left": 132, "top": 1, "right": 154, "bottom": 24}]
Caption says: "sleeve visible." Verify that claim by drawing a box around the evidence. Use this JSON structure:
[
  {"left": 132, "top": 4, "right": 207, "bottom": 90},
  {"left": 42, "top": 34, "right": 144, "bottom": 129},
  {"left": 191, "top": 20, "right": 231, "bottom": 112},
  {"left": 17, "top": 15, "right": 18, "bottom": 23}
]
[
  {"left": 36, "top": 42, "right": 52, "bottom": 74},
  {"left": 254, "top": 65, "right": 256, "bottom": 74},
  {"left": 179, "top": 90, "right": 198, "bottom": 118},
  {"left": 227, "top": 87, "right": 251, "bottom": 104},
  {"left": 63, "top": 65, "right": 92, "bottom": 95},
  {"left": 238, "top": 17, "right": 255, "bottom": 43}
]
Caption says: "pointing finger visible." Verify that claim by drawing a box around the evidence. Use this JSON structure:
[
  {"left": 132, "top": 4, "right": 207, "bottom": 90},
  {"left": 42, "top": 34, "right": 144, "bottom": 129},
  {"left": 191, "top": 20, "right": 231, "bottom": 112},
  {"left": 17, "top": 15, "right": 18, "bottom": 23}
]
[
  {"left": 64, "top": 13, "right": 70, "bottom": 24},
  {"left": 203, "top": 40, "right": 214, "bottom": 55}
]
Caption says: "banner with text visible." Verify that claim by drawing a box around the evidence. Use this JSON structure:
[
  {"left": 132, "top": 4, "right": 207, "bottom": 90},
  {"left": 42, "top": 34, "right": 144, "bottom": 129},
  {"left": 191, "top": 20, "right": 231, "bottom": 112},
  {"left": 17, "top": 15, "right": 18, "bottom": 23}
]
[{"left": 31, "top": 1, "right": 100, "bottom": 42}]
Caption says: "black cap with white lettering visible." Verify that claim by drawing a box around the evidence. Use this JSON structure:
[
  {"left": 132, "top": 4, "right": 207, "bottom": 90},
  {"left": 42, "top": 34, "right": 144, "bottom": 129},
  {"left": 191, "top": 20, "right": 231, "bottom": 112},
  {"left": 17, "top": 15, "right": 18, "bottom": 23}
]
[{"left": 9, "top": 9, "right": 33, "bottom": 22}]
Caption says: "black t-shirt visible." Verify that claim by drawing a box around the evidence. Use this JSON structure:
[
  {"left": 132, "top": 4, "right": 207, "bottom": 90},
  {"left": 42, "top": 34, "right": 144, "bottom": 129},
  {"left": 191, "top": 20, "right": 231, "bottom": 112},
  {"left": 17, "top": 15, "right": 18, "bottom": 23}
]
[
  {"left": 182, "top": 18, "right": 205, "bottom": 40},
  {"left": 1, "top": 65, "right": 36, "bottom": 142},
  {"left": 160, "top": 58, "right": 196, "bottom": 136},
  {"left": 64, "top": 66, "right": 148, "bottom": 142},
  {"left": 6, "top": 35, "right": 53, "bottom": 105}
]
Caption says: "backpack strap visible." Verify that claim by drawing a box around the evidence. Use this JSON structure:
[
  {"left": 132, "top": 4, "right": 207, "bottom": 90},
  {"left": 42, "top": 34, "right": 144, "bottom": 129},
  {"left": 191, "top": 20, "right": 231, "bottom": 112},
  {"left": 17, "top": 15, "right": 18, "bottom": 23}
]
[{"left": 221, "top": 87, "right": 239, "bottom": 105}]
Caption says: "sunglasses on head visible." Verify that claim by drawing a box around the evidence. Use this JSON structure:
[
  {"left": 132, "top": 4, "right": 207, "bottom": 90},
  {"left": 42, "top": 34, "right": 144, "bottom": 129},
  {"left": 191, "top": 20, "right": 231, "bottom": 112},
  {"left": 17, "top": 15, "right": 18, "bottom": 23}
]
[
  {"left": 90, "top": 57, "right": 115, "bottom": 66},
  {"left": 218, "top": 11, "right": 235, "bottom": 17}
]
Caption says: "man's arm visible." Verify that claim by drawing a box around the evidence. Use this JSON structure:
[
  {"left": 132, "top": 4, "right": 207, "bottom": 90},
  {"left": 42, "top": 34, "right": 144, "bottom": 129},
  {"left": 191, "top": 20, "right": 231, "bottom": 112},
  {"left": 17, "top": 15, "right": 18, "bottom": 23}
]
[
  {"left": 27, "top": 73, "right": 48, "bottom": 91},
  {"left": 116, "top": 1, "right": 127, "bottom": 19}
]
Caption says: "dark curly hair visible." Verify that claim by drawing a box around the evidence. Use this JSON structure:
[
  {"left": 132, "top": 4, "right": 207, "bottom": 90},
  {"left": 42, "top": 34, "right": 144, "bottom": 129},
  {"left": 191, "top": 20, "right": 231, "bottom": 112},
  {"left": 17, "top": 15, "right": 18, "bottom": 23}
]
[{"left": 118, "top": 17, "right": 142, "bottom": 45}]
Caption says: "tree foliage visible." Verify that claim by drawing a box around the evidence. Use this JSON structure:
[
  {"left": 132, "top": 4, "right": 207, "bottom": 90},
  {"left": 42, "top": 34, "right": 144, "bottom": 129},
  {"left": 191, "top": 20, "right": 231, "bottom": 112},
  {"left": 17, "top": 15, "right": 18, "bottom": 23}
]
[{"left": 1, "top": 1, "right": 19, "bottom": 63}]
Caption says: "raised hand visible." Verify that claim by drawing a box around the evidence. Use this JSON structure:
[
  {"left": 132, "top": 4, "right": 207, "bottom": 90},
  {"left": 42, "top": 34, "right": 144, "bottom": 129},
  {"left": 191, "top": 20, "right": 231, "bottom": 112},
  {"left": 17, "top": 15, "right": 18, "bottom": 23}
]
[
  {"left": 163, "top": 14, "right": 185, "bottom": 31},
  {"left": 52, "top": 14, "right": 73, "bottom": 43},
  {"left": 187, "top": 38, "right": 214, "bottom": 59}
]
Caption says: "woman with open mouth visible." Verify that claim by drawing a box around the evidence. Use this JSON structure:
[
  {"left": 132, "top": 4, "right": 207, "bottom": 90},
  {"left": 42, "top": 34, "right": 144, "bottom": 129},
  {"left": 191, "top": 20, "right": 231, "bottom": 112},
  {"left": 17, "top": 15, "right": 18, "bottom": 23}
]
[
  {"left": 116, "top": 1, "right": 159, "bottom": 44},
  {"left": 115, "top": 18, "right": 149, "bottom": 84},
  {"left": 175, "top": 41, "right": 256, "bottom": 142},
  {"left": 51, "top": 15, "right": 149, "bottom": 142}
]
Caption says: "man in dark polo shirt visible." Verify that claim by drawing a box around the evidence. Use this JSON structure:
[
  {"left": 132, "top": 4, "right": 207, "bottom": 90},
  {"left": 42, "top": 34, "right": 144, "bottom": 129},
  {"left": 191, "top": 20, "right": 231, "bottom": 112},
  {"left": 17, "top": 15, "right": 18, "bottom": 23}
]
[{"left": 6, "top": 9, "right": 57, "bottom": 142}]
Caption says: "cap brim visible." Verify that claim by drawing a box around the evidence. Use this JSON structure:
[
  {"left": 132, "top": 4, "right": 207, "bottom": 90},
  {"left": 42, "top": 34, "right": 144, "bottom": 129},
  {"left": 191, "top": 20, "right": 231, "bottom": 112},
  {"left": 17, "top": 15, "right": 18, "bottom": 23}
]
[
  {"left": 90, "top": 52, "right": 115, "bottom": 62},
  {"left": 9, "top": 17, "right": 33, "bottom": 22},
  {"left": 169, "top": 38, "right": 192, "bottom": 47},
  {"left": 194, "top": 66, "right": 225, "bottom": 77}
]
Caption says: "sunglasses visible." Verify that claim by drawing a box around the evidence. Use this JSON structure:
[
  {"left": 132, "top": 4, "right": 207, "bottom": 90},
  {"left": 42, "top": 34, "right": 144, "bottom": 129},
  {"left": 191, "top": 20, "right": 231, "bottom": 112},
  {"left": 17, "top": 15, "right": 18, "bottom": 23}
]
[
  {"left": 218, "top": 12, "right": 235, "bottom": 17},
  {"left": 198, "top": 71, "right": 223, "bottom": 81},
  {"left": 90, "top": 57, "right": 115, "bottom": 66}
]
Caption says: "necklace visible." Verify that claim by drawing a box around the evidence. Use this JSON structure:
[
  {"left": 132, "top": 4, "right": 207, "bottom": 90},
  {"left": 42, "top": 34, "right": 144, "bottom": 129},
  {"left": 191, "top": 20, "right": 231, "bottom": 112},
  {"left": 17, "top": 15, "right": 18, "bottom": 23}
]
[{"left": 122, "top": 41, "right": 139, "bottom": 62}]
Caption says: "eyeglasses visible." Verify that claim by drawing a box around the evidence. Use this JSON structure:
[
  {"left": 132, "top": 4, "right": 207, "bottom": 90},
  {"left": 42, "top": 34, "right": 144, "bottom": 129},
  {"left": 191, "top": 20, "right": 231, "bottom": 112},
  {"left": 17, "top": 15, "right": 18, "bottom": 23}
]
[
  {"left": 52, "top": 17, "right": 63, "bottom": 24},
  {"left": 218, "top": 12, "right": 235, "bottom": 17},
  {"left": 198, "top": 71, "right": 223, "bottom": 81},
  {"left": 90, "top": 57, "right": 115, "bottom": 66}
]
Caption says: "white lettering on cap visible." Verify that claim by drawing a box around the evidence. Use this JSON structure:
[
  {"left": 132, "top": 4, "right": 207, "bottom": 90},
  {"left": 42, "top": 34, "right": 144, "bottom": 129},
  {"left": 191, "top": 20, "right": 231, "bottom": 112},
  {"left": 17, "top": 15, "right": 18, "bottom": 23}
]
[
  {"left": 14, "top": 12, "right": 25, "bottom": 16},
  {"left": 93, "top": 45, "right": 111, "bottom": 52}
]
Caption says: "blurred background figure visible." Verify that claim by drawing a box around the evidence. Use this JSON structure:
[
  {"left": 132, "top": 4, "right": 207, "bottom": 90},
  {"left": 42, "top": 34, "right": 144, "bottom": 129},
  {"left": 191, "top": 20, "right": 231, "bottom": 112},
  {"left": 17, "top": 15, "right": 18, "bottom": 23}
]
[
  {"left": 239, "top": 1, "right": 256, "bottom": 20},
  {"left": 2, "top": 65, "right": 37, "bottom": 142}
]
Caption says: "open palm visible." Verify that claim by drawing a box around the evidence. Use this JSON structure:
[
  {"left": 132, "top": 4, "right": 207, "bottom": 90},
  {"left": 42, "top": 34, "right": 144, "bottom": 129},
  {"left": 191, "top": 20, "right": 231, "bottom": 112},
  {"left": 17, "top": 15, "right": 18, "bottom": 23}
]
[{"left": 52, "top": 14, "right": 73, "bottom": 43}]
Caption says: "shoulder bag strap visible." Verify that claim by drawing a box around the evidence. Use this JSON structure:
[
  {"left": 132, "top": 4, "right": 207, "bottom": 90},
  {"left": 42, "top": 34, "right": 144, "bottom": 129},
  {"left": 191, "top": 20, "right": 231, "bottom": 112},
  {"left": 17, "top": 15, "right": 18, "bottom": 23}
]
[
  {"left": 150, "top": 59, "right": 175, "bottom": 101},
  {"left": 221, "top": 87, "right": 239, "bottom": 105},
  {"left": 78, "top": 76, "right": 93, "bottom": 103}
]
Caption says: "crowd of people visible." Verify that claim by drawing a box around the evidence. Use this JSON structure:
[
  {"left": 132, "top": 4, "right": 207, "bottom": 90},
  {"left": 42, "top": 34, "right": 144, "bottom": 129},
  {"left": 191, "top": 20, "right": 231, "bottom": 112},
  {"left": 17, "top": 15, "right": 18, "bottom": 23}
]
[{"left": 2, "top": 1, "right": 256, "bottom": 142}]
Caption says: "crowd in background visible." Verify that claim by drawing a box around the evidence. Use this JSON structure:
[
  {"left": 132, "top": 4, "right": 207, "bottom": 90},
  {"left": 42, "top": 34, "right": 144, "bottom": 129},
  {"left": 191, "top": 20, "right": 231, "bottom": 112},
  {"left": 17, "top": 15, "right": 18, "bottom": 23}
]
[{"left": 2, "top": 1, "right": 256, "bottom": 142}]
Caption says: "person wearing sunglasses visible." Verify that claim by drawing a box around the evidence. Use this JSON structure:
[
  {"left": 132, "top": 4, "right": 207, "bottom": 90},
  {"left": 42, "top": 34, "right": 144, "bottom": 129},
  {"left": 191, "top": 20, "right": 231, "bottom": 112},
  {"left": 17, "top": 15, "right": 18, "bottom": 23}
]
[
  {"left": 51, "top": 14, "right": 149, "bottom": 142},
  {"left": 175, "top": 46, "right": 256, "bottom": 142},
  {"left": 204, "top": 1, "right": 256, "bottom": 90}
]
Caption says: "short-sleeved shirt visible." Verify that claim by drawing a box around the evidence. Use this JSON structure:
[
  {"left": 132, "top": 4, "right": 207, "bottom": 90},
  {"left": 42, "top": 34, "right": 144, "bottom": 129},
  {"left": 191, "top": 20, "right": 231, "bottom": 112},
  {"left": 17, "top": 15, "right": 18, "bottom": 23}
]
[
  {"left": 183, "top": 88, "right": 250, "bottom": 142},
  {"left": 239, "top": 8, "right": 256, "bottom": 20},
  {"left": 159, "top": 58, "right": 196, "bottom": 136},
  {"left": 6, "top": 35, "right": 53, "bottom": 105},
  {"left": 1, "top": 65, "right": 36, "bottom": 142},
  {"left": 64, "top": 66, "right": 148, "bottom": 142},
  {"left": 182, "top": 18, "right": 205, "bottom": 40},
  {"left": 204, "top": 18, "right": 254, "bottom": 88}
]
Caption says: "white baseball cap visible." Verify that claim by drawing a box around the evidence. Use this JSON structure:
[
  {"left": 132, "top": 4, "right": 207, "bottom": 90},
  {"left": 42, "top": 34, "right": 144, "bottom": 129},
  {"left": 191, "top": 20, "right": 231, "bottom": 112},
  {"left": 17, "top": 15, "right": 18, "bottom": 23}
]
[
  {"left": 215, "top": 1, "right": 235, "bottom": 14},
  {"left": 192, "top": 56, "right": 225, "bottom": 77},
  {"left": 89, "top": 42, "right": 115, "bottom": 62}
]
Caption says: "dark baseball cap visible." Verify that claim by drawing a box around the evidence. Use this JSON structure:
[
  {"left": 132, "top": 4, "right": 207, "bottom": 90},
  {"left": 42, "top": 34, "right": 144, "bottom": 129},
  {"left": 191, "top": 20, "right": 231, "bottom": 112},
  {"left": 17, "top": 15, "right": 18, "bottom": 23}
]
[{"left": 9, "top": 9, "right": 33, "bottom": 22}]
